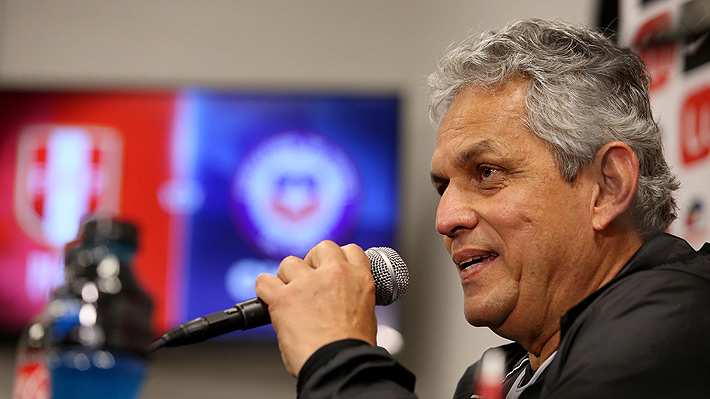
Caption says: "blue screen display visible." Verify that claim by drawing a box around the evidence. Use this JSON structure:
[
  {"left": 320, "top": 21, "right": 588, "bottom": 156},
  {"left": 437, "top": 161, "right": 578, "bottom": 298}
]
[{"left": 179, "top": 90, "right": 400, "bottom": 338}]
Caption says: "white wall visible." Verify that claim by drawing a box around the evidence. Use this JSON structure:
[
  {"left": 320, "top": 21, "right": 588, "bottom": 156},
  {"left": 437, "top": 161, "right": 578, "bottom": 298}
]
[{"left": 0, "top": 1, "right": 596, "bottom": 398}]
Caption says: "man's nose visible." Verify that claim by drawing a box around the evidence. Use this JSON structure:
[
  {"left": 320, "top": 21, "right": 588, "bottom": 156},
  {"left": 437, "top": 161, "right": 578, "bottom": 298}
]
[{"left": 435, "top": 186, "right": 478, "bottom": 237}]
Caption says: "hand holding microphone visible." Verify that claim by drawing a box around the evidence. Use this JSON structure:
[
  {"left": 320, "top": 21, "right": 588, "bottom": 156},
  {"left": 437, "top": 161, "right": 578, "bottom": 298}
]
[
  {"left": 152, "top": 241, "right": 408, "bottom": 377},
  {"left": 257, "top": 241, "right": 407, "bottom": 376}
]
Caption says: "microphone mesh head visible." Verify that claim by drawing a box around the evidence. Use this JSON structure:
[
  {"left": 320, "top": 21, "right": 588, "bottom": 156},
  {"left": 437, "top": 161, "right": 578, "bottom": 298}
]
[{"left": 365, "top": 247, "right": 409, "bottom": 306}]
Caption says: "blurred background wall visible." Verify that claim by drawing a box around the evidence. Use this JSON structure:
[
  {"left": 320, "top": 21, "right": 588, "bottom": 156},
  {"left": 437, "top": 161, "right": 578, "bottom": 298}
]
[{"left": 0, "top": 1, "right": 597, "bottom": 398}]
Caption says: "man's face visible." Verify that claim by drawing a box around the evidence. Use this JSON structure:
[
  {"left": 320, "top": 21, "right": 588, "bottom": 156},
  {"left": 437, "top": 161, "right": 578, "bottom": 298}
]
[{"left": 429, "top": 79, "right": 596, "bottom": 342}]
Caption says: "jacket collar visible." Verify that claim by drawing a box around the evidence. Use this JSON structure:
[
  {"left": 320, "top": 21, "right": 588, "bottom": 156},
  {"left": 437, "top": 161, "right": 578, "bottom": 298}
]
[
  {"left": 616, "top": 233, "right": 697, "bottom": 277},
  {"left": 560, "top": 233, "right": 696, "bottom": 336}
]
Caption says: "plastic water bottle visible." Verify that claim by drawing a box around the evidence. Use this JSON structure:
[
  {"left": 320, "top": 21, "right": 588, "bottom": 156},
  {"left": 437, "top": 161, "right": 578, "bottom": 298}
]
[
  {"left": 13, "top": 218, "right": 153, "bottom": 399},
  {"left": 13, "top": 244, "right": 81, "bottom": 399}
]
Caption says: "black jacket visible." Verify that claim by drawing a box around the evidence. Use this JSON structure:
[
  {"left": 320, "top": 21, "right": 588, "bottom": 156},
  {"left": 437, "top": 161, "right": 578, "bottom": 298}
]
[{"left": 298, "top": 234, "right": 710, "bottom": 398}]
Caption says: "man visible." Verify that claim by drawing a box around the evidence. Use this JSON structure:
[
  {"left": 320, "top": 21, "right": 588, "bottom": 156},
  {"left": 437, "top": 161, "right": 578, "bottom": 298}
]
[{"left": 255, "top": 19, "right": 710, "bottom": 398}]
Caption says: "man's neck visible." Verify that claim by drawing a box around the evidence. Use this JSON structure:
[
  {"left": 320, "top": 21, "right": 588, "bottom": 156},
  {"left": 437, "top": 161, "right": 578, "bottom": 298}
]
[
  {"left": 528, "top": 331, "right": 560, "bottom": 370},
  {"left": 526, "top": 231, "right": 643, "bottom": 370}
]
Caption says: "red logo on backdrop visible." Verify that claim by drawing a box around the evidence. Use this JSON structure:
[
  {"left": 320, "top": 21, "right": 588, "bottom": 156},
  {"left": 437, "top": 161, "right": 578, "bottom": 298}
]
[
  {"left": 14, "top": 125, "right": 123, "bottom": 249},
  {"left": 270, "top": 175, "right": 320, "bottom": 221},
  {"left": 680, "top": 86, "right": 710, "bottom": 166},
  {"left": 633, "top": 12, "right": 676, "bottom": 93}
]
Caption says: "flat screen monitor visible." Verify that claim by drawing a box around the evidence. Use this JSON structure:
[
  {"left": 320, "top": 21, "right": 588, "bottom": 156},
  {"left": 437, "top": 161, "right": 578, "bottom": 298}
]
[{"left": 0, "top": 88, "right": 400, "bottom": 341}]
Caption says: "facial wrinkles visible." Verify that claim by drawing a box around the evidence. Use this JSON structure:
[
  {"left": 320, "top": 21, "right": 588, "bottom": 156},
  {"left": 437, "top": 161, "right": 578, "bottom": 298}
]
[
  {"left": 434, "top": 82, "right": 576, "bottom": 332},
  {"left": 501, "top": 169, "right": 592, "bottom": 348},
  {"left": 453, "top": 146, "right": 569, "bottom": 343},
  {"left": 433, "top": 93, "right": 530, "bottom": 262},
  {"left": 433, "top": 80, "right": 623, "bottom": 363},
  {"left": 434, "top": 91, "right": 528, "bottom": 177}
]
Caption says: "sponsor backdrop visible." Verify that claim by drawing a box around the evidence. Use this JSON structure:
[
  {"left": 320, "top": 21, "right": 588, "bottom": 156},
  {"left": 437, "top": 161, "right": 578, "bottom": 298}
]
[
  {"left": 0, "top": 89, "right": 400, "bottom": 339},
  {"left": 620, "top": 0, "right": 710, "bottom": 248}
]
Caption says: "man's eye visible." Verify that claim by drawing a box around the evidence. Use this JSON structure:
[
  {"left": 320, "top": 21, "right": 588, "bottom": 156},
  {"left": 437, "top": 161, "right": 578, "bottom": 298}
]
[{"left": 480, "top": 166, "right": 498, "bottom": 180}]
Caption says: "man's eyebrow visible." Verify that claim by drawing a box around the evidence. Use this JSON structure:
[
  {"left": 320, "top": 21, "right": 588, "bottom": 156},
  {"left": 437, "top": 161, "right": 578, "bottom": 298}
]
[
  {"left": 430, "top": 173, "right": 447, "bottom": 186},
  {"left": 455, "top": 140, "right": 498, "bottom": 167}
]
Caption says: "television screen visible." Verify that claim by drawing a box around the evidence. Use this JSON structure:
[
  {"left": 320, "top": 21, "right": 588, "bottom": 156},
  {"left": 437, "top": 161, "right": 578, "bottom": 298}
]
[{"left": 0, "top": 88, "right": 400, "bottom": 340}]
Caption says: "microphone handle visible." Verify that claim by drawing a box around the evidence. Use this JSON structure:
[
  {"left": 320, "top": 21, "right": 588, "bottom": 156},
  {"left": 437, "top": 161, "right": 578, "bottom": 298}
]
[
  {"left": 235, "top": 297, "right": 272, "bottom": 329},
  {"left": 155, "top": 298, "right": 270, "bottom": 350}
]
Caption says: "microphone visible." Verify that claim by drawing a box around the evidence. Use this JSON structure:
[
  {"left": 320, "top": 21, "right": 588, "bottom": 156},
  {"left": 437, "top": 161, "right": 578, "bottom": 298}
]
[{"left": 150, "top": 247, "right": 408, "bottom": 352}]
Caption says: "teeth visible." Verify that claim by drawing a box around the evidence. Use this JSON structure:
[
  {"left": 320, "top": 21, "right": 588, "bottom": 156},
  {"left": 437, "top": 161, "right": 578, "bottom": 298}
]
[
  {"left": 458, "top": 253, "right": 498, "bottom": 271},
  {"left": 461, "top": 260, "right": 480, "bottom": 272},
  {"left": 462, "top": 257, "right": 483, "bottom": 266}
]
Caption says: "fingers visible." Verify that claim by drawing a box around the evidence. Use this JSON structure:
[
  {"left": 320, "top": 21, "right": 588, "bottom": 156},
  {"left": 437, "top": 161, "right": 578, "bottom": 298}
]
[
  {"left": 257, "top": 240, "right": 371, "bottom": 305},
  {"left": 304, "top": 240, "right": 370, "bottom": 272},
  {"left": 303, "top": 240, "right": 343, "bottom": 269},
  {"left": 276, "top": 255, "right": 311, "bottom": 284},
  {"left": 340, "top": 243, "right": 370, "bottom": 270},
  {"left": 254, "top": 273, "right": 283, "bottom": 305}
]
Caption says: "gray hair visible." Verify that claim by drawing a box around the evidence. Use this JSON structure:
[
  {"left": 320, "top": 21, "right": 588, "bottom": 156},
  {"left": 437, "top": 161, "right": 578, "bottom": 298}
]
[{"left": 427, "top": 19, "right": 679, "bottom": 239}]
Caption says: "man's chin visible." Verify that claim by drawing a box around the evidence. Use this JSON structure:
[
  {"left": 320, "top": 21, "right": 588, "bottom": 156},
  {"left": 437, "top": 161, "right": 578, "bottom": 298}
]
[{"left": 464, "top": 310, "right": 506, "bottom": 330}]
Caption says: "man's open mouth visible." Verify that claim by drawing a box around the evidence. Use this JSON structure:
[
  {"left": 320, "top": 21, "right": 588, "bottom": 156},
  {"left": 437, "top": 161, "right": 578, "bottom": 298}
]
[{"left": 457, "top": 252, "right": 499, "bottom": 272}]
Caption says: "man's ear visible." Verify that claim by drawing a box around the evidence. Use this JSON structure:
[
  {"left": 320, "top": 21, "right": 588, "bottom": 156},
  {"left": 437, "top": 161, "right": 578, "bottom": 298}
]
[{"left": 590, "top": 141, "right": 639, "bottom": 232}]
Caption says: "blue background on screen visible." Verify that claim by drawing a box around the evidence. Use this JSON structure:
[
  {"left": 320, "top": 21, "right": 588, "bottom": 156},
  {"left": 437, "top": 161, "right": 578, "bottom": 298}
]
[{"left": 182, "top": 90, "right": 399, "bottom": 338}]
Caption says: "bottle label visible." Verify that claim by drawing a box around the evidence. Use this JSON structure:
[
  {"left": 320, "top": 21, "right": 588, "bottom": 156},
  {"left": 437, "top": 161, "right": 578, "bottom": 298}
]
[{"left": 13, "top": 349, "right": 50, "bottom": 399}]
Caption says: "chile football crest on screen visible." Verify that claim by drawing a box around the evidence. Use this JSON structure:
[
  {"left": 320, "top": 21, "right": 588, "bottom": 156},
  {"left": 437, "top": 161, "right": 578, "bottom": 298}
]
[
  {"left": 230, "top": 130, "right": 361, "bottom": 259},
  {"left": 14, "top": 125, "right": 123, "bottom": 249}
]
